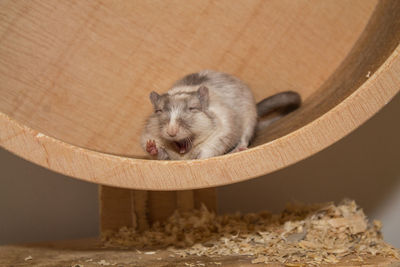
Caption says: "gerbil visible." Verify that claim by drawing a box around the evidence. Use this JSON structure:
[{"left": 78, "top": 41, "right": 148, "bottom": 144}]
[{"left": 141, "top": 70, "right": 300, "bottom": 160}]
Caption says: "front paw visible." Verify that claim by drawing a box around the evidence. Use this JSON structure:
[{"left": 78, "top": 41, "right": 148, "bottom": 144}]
[{"left": 146, "top": 140, "right": 158, "bottom": 156}]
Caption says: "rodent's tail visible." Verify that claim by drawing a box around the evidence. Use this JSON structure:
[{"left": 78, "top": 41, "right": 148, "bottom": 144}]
[{"left": 256, "top": 91, "right": 301, "bottom": 129}]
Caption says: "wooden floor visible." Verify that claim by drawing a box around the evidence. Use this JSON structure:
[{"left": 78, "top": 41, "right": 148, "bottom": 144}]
[{"left": 1, "top": 238, "right": 399, "bottom": 267}]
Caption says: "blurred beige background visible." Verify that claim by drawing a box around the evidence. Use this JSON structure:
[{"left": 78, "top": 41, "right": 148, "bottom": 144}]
[{"left": 1, "top": 94, "right": 399, "bottom": 247}]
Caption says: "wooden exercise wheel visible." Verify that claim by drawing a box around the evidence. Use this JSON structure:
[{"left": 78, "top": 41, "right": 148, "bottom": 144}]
[{"left": 1, "top": 0, "right": 399, "bottom": 190}]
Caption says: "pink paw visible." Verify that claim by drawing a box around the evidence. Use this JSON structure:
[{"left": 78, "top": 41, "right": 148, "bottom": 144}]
[
  {"left": 238, "top": 147, "right": 248, "bottom": 152},
  {"left": 146, "top": 140, "right": 158, "bottom": 156}
]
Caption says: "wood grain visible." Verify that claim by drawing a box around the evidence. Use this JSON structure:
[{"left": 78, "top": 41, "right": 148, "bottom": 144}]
[
  {"left": 99, "top": 186, "right": 137, "bottom": 232},
  {"left": 0, "top": 238, "right": 399, "bottom": 267},
  {"left": 0, "top": 0, "right": 399, "bottom": 190},
  {"left": 100, "top": 186, "right": 216, "bottom": 233}
]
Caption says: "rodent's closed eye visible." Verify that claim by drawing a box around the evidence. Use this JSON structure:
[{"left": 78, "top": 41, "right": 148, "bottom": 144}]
[{"left": 189, "top": 107, "right": 200, "bottom": 112}]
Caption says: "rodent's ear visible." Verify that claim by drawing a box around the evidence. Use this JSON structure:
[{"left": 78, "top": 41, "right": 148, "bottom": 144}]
[
  {"left": 149, "top": 91, "right": 160, "bottom": 106},
  {"left": 197, "top": 86, "right": 209, "bottom": 108}
]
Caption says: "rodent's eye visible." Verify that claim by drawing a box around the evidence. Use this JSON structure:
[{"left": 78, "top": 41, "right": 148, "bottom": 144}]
[{"left": 189, "top": 107, "right": 199, "bottom": 112}]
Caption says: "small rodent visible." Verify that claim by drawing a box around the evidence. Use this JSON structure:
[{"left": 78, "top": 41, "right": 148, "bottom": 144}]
[{"left": 141, "top": 70, "right": 301, "bottom": 160}]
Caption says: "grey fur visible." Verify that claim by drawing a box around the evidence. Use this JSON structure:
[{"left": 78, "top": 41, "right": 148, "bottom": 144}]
[
  {"left": 257, "top": 91, "right": 301, "bottom": 117},
  {"left": 173, "top": 72, "right": 209, "bottom": 87},
  {"left": 141, "top": 70, "right": 301, "bottom": 160}
]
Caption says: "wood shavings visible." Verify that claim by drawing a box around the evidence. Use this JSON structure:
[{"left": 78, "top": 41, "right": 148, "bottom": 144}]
[
  {"left": 24, "top": 256, "right": 33, "bottom": 261},
  {"left": 102, "top": 200, "right": 400, "bottom": 266},
  {"left": 97, "top": 259, "right": 111, "bottom": 266}
]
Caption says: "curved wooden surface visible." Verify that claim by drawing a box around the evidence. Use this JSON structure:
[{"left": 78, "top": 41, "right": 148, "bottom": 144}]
[{"left": 0, "top": 0, "right": 399, "bottom": 190}]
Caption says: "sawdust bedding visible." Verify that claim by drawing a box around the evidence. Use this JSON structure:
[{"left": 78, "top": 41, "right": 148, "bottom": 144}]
[{"left": 102, "top": 200, "right": 399, "bottom": 265}]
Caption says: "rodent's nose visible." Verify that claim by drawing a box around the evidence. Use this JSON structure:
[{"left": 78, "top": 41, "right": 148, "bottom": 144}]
[{"left": 167, "top": 127, "right": 178, "bottom": 137}]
